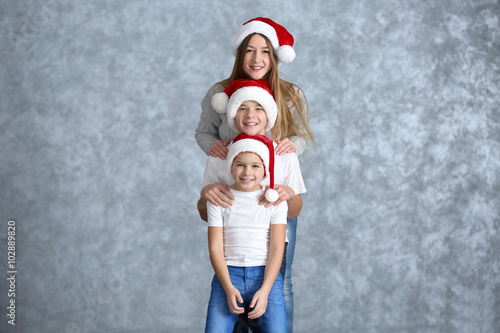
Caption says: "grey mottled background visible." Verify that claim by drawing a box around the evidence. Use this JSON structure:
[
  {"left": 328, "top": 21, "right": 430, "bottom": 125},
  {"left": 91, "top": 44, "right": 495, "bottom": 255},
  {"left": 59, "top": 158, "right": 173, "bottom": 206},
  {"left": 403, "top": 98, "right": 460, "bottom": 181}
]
[{"left": 1, "top": 0, "right": 499, "bottom": 332}]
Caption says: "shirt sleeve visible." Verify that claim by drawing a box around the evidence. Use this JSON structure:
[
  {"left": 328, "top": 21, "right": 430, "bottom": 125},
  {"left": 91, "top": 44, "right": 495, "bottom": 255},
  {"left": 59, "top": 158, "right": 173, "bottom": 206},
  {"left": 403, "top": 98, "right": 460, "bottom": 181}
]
[
  {"left": 207, "top": 202, "right": 224, "bottom": 227},
  {"left": 289, "top": 135, "right": 306, "bottom": 156},
  {"left": 195, "top": 83, "right": 225, "bottom": 155},
  {"left": 282, "top": 153, "right": 307, "bottom": 195},
  {"left": 201, "top": 156, "right": 225, "bottom": 190},
  {"left": 270, "top": 201, "right": 288, "bottom": 225}
]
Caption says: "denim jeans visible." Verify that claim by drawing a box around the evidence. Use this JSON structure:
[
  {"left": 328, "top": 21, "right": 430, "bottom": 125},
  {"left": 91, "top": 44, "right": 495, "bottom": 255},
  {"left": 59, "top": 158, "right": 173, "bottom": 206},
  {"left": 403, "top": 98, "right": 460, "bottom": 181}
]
[
  {"left": 205, "top": 266, "right": 287, "bottom": 333},
  {"left": 232, "top": 217, "right": 297, "bottom": 333},
  {"left": 281, "top": 217, "right": 297, "bottom": 333}
]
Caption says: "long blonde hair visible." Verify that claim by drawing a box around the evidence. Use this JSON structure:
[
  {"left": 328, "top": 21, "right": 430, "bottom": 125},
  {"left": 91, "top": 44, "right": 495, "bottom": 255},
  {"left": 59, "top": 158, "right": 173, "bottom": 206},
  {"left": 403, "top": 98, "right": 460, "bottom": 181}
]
[{"left": 220, "top": 33, "right": 315, "bottom": 148}]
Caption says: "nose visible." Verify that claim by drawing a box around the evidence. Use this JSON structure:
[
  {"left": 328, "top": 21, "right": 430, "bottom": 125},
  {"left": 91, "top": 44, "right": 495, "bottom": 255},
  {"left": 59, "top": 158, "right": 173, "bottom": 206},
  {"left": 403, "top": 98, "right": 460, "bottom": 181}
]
[
  {"left": 247, "top": 108, "right": 258, "bottom": 117},
  {"left": 253, "top": 51, "right": 261, "bottom": 63}
]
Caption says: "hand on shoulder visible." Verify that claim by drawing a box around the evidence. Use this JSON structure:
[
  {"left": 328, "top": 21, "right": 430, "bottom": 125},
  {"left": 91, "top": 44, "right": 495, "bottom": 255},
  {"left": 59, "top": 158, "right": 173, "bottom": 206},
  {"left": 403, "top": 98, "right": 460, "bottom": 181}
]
[
  {"left": 202, "top": 183, "right": 235, "bottom": 208},
  {"left": 274, "top": 137, "right": 296, "bottom": 156},
  {"left": 258, "top": 184, "right": 294, "bottom": 208},
  {"left": 209, "top": 139, "right": 229, "bottom": 159}
]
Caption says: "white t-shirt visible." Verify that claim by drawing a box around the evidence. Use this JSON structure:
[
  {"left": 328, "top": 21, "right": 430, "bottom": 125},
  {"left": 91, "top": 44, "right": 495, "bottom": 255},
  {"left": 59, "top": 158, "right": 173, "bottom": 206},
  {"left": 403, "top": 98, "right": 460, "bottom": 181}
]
[
  {"left": 208, "top": 188, "right": 288, "bottom": 267},
  {"left": 201, "top": 143, "right": 307, "bottom": 196}
]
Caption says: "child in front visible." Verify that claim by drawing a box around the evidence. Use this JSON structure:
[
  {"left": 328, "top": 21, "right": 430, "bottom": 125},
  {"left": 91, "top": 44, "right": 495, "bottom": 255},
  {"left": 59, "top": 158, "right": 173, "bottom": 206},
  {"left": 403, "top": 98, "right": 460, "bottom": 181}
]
[{"left": 205, "top": 133, "right": 287, "bottom": 332}]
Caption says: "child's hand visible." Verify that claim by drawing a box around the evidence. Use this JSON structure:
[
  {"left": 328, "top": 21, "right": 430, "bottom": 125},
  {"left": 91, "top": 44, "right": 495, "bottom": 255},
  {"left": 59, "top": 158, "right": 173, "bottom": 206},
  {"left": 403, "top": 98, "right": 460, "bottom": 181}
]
[
  {"left": 275, "top": 138, "right": 296, "bottom": 156},
  {"left": 226, "top": 286, "right": 245, "bottom": 315},
  {"left": 202, "top": 183, "right": 235, "bottom": 207},
  {"left": 248, "top": 288, "right": 268, "bottom": 319},
  {"left": 259, "top": 185, "right": 295, "bottom": 208},
  {"left": 209, "top": 139, "right": 230, "bottom": 159}
]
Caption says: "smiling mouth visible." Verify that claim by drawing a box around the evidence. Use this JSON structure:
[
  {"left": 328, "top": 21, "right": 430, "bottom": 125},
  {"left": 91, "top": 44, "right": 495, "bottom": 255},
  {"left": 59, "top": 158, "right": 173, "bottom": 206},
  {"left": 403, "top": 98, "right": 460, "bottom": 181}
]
[
  {"left": 251, "top": 66, "right": 263, "bottom": 70},
  {"left": 240, "top": 178, "right": 254, "bottom": 183},
  {"left": 243, "top": 122, "right": 258, "bottom": 126}
]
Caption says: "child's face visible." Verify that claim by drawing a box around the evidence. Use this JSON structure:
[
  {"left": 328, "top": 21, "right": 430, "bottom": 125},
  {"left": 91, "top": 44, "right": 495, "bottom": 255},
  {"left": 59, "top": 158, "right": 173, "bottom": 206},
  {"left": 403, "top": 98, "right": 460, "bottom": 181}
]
[
  {"left": 231, "top": 152, "right": 265, "bottom": 192},
  {"left": 234, "top": 100, "right": 268, "bottom": 136}
]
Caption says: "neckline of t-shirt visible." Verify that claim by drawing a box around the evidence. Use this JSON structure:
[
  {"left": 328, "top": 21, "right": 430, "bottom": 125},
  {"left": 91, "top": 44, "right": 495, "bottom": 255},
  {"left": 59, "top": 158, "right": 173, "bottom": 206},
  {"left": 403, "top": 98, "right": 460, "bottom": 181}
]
[{"left": 229, "top": 187, "right": 265, "bottom": 197}]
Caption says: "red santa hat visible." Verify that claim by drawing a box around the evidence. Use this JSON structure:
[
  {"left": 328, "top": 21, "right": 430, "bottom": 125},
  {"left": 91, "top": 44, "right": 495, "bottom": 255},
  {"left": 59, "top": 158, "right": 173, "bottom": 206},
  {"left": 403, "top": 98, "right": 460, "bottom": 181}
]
[
  {"left": 227, "top": 133, "right": 279, "bottom": 203},
  {"left": 231, "top": 17, "right": 296, "bottom": 65},
  {"left": 211, "top": 78, "right": 277, "bottom": 134}
]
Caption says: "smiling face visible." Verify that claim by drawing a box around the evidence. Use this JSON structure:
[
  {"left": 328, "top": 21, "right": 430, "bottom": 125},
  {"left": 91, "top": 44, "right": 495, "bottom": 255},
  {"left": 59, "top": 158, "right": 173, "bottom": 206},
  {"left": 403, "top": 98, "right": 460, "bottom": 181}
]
[
  {"left": 234, "top": 100, "right": 268, "bottom": 136},
  {"left": 242, "top": 34, "right": 272, "bottom": 80},
  {"left": 231, "top": 152, "right": 265, "bottom": 192}
]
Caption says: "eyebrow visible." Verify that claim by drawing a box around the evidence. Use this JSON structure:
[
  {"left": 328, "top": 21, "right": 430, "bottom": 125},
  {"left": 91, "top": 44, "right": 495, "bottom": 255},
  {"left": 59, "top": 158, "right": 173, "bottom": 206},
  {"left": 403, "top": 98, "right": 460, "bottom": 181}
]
[
  {"left": 240, "top": 102, "right": 263, "bottom": 108},
  {"left": 234, "top": 156, "right": 262, "bottom": 164},
  {"left": 247, "top": 45, "right": 269, "bottom": 50}
]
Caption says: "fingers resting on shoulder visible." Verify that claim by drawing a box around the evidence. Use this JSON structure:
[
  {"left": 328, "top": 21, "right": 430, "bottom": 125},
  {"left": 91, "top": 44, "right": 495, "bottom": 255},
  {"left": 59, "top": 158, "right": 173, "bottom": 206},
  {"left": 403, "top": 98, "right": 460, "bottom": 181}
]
[
  {"left": 209, "top": 139, "right": 229, "bottom": 159},
  {"left": 202, "top": 183, "right": 235, "bottom": 207},
  {"left": 275, "top": 138, "right": 296, "bottom": 156}
]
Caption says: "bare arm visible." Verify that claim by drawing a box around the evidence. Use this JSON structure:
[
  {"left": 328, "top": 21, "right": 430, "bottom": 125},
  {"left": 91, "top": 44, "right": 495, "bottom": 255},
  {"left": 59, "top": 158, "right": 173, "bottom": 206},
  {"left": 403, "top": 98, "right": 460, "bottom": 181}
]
[
  {"left": 248, "top": 223, "right": 286, "bottom": 319},
  {"left": 285, "top": 193, "right": 302, "bottom": 219},
  {"left": 208, "top": 227, "right": 244, "bottom": 315},
  {"left": 197, "top": 197, "right": 208, "bottom": 222}
]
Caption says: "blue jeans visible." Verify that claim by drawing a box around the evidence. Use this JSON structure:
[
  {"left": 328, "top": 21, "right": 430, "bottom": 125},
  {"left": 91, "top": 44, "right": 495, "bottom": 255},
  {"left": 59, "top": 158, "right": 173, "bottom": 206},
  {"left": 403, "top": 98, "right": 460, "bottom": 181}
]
[
  {"left": 231, "top": 218, "right": 298, "bottom": 333},
  {"left": 281, "top": 217, "right": 297, "bottom": 333},
  {"left": 205, "top": 266, "right": 287, "bottom": 333}
]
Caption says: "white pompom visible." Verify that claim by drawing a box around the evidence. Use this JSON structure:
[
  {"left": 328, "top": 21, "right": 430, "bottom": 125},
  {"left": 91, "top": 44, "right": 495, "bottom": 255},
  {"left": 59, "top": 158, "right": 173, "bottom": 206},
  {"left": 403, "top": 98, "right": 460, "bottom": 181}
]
[
  {"left": 277, "top": 45, "right": 296, "bottom": 64},
  {"left": 211, "top": 92, "right": 229, "bottom": 114},
  {"left": 265, "top": 189, "right": 279, "bottom": 203}
]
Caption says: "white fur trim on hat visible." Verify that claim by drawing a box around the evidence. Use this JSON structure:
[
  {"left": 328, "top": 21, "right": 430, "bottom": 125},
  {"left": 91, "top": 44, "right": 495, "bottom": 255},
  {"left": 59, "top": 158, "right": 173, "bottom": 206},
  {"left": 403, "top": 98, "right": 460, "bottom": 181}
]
[
  {"left": 226, "top": 86, "right": 278, "bottom": 134},
  {"left": 227, "top": 139, "right": 270, "bottom": 178},
  {"left": 231, "top": 21, "right": 280, "bottom": 57}
]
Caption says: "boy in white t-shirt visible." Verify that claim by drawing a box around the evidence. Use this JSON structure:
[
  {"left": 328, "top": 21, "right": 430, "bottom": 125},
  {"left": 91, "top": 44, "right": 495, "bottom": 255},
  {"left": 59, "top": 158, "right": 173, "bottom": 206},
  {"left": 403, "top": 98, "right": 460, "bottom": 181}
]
[{"left": 205, "top": 133, "right": 287, "bottom": 333}]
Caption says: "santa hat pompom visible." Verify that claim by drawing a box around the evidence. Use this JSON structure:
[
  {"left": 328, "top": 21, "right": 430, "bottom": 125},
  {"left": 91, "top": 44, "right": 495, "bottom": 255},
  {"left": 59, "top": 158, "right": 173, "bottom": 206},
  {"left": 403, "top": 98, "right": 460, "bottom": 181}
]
[
  {"left": 277, "top": 45, "right": 296, "bottom": 64},
  {"left": 211, "top": 92, "right": 229, "bottom": 114},
  {"left": 264, "top": 188, "right": 279, "bottom": 203}
]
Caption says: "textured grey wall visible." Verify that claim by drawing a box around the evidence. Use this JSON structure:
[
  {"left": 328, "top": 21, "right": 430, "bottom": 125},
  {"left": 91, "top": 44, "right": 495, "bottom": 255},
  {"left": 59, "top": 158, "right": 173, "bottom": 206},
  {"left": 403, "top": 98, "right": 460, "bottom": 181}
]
[{"left": 1, "top": 0, "right": 499, "bottom": 332}]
